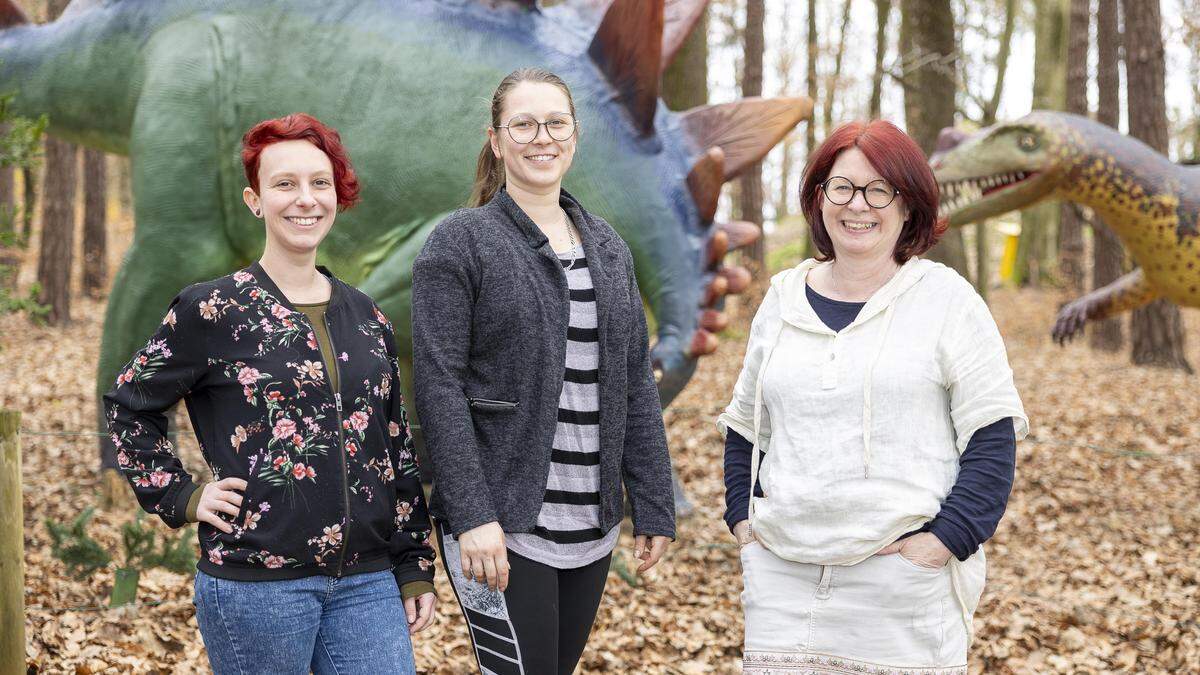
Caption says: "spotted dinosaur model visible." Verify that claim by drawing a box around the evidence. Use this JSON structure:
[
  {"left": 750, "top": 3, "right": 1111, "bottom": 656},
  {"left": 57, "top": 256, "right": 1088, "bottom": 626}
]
[
  {"left": 0, "top": 1, "right": 812, "bottom": 488},
  {"left": 930, "top": 111, "right": 1199, "bottom": 343}
]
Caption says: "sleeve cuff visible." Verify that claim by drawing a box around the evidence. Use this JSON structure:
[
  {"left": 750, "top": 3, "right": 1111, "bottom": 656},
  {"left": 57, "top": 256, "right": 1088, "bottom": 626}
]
[
  {"left": 928, "top": 516, "right": 975, "bottom": 561},
  {"left": 399, "top": 580, "right": 436, "bottom": 600},
  {"left": 185, "top": 482, "right": 206, "bottom": 523}
]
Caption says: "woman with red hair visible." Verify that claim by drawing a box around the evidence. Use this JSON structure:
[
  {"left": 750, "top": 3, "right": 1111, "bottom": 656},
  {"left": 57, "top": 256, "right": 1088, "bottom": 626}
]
[
  {"left": 718, "top": 120, "right": 1028, "bottom": 672},
  {"left": 105, "top": 113, "right": 436, "bottom": 674}
]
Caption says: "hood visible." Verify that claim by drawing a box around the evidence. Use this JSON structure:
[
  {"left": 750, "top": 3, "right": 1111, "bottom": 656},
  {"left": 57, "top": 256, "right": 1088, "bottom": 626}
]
[{"left": 771, "top": 256, "right": 942, "bottom": 333}]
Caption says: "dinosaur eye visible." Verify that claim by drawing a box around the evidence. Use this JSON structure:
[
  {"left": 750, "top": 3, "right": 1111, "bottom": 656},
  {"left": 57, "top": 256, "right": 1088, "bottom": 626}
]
[{"left": 1018, "top": 134, "right": 1039, "bottom": 151}]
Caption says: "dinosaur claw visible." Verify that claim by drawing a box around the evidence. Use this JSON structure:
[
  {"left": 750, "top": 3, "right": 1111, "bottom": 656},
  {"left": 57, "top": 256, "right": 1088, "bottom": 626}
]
[
  {"left": 703, "top": 274, "right": 729, "bottom": 306},
  {"left": 706, "top": 230, "right": 730, "bottom": 268},
  {"left": 687, "top": 329, "right": 719, "bottom": 357},
  {"left": 699, "top": 309, "right": 728, "bottom": 332},
  {"left": 719, "top": 266, "right": 752, "bottom": 294}
]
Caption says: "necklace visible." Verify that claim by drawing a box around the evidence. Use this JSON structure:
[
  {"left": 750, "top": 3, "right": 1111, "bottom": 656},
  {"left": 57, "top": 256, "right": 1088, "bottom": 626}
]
[{"left": 562, "top": 208, "right": 579, "bottom": 270}]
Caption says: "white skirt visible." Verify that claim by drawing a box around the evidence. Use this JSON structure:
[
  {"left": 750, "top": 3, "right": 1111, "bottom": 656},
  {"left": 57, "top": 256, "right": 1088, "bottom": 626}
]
[{"left": 740, "top": 541, "right": 969, "bottom": 674}]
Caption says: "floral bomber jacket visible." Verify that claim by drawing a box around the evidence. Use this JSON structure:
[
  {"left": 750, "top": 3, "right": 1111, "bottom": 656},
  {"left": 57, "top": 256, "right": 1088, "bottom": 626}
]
[{"left": 104, "top": 262, "right": 434, "bottom": 588}]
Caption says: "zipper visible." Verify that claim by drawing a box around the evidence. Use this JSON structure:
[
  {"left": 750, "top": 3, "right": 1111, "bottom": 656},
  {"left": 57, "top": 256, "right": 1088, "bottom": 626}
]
[
  {"left": 466, "top": 397, "right": 519, "bottom": 410},
  {"left": 324, "top": 313, "right": 351, "bottom": 578}
]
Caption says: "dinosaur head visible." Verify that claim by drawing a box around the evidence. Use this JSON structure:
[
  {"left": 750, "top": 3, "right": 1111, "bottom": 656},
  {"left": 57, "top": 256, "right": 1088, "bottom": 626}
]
[
  {"left": 931, "top": 112, "right": 1081, "bottom": 225},
  {"left": 547, "top": 0, "right": 812, "bottom": 404}
]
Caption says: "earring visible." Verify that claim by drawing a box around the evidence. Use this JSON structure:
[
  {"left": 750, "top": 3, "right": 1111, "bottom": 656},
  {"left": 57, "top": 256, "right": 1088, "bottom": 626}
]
[{"left": 253, "top": 209, "right": 261, "bottom": 217}]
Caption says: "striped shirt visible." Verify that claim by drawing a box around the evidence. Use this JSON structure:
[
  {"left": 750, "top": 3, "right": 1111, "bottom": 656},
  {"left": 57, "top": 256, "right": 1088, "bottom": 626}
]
[{"left": 506, "top": 245, "right": 620, "bottom": 568}]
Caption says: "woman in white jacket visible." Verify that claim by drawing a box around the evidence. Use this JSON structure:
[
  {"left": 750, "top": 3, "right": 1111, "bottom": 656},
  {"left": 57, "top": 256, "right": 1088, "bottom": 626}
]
[{"left": 719, "top": 120, "right": 1028, "bottom": 674}]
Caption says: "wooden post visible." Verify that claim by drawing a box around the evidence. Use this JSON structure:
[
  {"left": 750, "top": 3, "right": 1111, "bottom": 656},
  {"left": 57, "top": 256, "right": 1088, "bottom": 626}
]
[{"left": 0, "top": 410, "right": 24, "bottom": 675}]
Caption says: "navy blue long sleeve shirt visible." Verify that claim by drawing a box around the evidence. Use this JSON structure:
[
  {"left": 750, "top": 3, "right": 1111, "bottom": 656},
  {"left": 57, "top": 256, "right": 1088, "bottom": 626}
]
[{"left": 721, "top": 284, "right": 1017, "bottom": 561}]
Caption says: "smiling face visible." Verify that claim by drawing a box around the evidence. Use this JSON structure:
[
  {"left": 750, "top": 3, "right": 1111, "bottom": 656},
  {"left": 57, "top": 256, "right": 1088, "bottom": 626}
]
[
  {"left": 489, "top": 81, "right": 577, "bottom": 194},
  {"left": 819, "top": 147, "right": 909, "bottom": 264},
  {"left": 243, "top": 139, "right": 338, "bottom": 256}
]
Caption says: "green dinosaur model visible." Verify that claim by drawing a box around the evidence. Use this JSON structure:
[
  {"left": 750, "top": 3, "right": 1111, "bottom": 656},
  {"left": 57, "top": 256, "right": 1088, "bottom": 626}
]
[
  {"left": 931, "top": 111, "right": 1199, "bottom": 343},
  {"left": 0, "top": 1, "right": 812, "bottom": 481}
]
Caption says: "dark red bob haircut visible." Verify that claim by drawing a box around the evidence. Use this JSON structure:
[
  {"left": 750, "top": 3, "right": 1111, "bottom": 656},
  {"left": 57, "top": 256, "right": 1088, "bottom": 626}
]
[
  {"left": 800, "top": 120, "right": 945, "bottom": 264},
  {"left": 241, "top": 113, "right": 360, "bottom": 211}
]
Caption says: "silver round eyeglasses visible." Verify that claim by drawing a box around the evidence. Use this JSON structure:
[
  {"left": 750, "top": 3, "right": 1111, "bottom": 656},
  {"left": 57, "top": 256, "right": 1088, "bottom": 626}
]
[{"left": 495, "top": 113, "right": 577, "bottom": 144}]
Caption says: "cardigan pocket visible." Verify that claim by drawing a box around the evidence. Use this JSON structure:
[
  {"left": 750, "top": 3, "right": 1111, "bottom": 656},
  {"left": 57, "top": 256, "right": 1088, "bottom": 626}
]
[{"left": 467, "top": 398, "right": 519, "bottom": 413}]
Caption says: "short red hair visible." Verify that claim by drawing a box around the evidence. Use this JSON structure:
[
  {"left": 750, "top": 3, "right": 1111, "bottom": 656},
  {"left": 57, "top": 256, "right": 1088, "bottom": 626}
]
[
  {"left": 241, "top": 113, "right": 360, "bottom": 211},
  {"left": 800, "top": 120, "right": 945, "bottom": 264}
]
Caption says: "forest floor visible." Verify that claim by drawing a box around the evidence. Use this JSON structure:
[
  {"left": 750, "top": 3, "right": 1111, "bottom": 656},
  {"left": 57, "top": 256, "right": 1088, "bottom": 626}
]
[{"left": 3, "top": 231, "right": 1199, "bottom": 672}]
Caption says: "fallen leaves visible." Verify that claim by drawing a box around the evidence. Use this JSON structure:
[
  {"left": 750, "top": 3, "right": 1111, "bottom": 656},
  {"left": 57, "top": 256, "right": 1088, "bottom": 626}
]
[{"left": 2, "top": 272, "right": 1197, "bottom": 672}]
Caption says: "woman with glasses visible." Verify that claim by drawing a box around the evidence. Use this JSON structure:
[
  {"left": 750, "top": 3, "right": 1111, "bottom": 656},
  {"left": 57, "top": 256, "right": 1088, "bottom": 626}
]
[
  {"left": 411, "top": 68, "right": 675, "bottom": 674},
  {"left": 718, "top": 120, "right": 1028, "bottom": 672}
]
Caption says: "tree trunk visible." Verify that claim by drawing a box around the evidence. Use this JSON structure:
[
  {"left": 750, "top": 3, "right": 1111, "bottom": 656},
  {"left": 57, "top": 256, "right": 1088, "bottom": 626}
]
[
  {"left": 82, "top": 149, "right": 107, "bottom": 296},
  {"left": 805, "top": 0, "right": 818, "bottom": 157},
  {"left": 36, "top": 137, "right": 77, "bottom": 325},
  {"left": 0, "top": 124, "right": 12, "bottom": 237},
  {"left": 18, "top": 165, "right": 35, "bottom": 243},
  {"left": 1089, "top": 0, "right": 1124, "bottom": 351},
  {"left": 821, "top": 0, "right": 854, "bottom": 134},
  {"left": 774, "top": 3, "right": 796, "bottom": 224},
  {"left": 1123, "top": 0, "right": 1189, "bottom": 371},
  {"left": 1058, "top": 0, "right": 1089, "bottom": 292},
  {"left": 1016, "top": 0, "right": 1069, "bottom": 286},
  {"left": 739, "top": 0, "right": 766, "bottom": 269},
  {"left": 869, "top": 0, "right": 890, "bottom": 119},
  {"left": 981, "top": 0, "right": 1017, "bottom": 126},
  {"left": 900, "top": 0, "right": 968, "bottom": 277},
  {"left": 661, "top": 6, "right": 708, "bottom": 111}
]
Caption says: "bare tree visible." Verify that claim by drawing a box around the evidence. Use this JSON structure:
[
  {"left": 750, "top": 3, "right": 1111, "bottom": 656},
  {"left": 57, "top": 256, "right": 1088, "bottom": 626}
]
[
  {"left": 869, "top": 0, "right": 891, "bottom": 119},
  {"left": 35, "top": 0, "right": 78, "bottom": 325},
  {"left": 805, "top": 0, "right": 818, "bottom": 156},
  {"left": 1058, "top": 0, "right": 1089, "bottom": 293},
  {"left": 1015, "top": 0, "right": 1068, "bottom": 286},
  {"left": 81, "top": 149, "right": 107, "bottom": 296},
  {"left": 738, "top": 0, "right": 766, "bottom": 269},
  {"left": 0, "top": 124, "right": 11, "bottom": 237},
  {"left": 821, "top": 0, "right": 854, "bottom": 134},
  {"left": 1123, "top": 0, "right": 1189, "bottom": 371},
  {"left": 1089, "top": 0, "right": 1124, "bottom": 351},
  {"left": 900, "top": 0, "right": 969, "bottom": 277}
]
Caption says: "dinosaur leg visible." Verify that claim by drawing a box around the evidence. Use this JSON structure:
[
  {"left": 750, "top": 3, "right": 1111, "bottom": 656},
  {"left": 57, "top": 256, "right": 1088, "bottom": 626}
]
[
  {"left": 96, "top": 31, "right": 241, "bottom": 503},
  {"left": 1052, "top": 268, "right": 1157, "bottom": 345}
]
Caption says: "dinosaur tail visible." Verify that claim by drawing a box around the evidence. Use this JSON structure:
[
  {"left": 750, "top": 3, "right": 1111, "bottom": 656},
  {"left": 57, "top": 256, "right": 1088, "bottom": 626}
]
[{"left": 0, "top": 0, "right": 135, "bottom": 153}]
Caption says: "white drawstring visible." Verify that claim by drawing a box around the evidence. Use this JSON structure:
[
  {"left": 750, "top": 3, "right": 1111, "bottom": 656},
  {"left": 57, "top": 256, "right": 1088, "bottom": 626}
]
[
  {"left": 861, "top": 303, "right": 896, "bottom": 478},
  {"left": 747, "top": 321, "right": 786, "bottom": 532}
]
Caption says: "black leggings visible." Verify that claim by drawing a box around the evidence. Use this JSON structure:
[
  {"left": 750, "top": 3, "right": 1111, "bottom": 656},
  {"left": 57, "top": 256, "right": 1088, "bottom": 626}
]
[{"left": 436, "top": 523, "right": 611, "bottom": 675}]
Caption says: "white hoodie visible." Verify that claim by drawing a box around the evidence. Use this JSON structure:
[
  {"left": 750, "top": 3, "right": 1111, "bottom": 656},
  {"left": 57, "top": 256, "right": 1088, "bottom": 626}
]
[{"left": 717, "top": 257, "right": 1029, "bottom": 636}]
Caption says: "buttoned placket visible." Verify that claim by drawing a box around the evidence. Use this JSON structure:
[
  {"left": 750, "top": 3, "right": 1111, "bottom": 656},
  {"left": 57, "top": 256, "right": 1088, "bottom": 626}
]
[{"left": 820, "top": 332, "right": 840, "bottom": 390}]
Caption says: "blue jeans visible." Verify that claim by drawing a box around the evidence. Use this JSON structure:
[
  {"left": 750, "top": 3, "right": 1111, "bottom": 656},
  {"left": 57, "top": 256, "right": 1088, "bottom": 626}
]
[{"left": 193, "top": 570, "right": 416, "bottom": 675}]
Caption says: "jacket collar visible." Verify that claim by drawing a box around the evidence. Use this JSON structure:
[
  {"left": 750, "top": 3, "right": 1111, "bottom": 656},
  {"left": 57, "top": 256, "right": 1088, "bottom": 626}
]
[
  {"left": 247, "top": 260, "right": 349, "bottom": 315},
  {"left": 492, "top": 185, "right": 612, "bottom": 251},
  {"left": 775, "top": 256, "right": 936, "bottom": 333}
]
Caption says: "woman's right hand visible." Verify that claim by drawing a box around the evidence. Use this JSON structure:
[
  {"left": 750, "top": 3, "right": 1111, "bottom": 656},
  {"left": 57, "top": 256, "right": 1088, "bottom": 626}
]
[
  {"left": 458, "top": 521, "right": 509, "bottom": 591},
  {"left": 196, "top": 477, "right": 248, "bottom": 533},
  {"left": 733, "top": 519, "right": 756, "bottom": 547}
]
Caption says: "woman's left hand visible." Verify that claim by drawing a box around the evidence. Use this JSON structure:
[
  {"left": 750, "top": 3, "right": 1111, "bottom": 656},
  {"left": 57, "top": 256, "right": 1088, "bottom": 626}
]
[
  {"left": 633, "top": 535, "right": 671, "bottom": 573},
  {"left": 875, "top": 532, "right": 952, "bottom": 569},
  {"left": 404, "top": 591, "right": 437, "bottom": 634}
]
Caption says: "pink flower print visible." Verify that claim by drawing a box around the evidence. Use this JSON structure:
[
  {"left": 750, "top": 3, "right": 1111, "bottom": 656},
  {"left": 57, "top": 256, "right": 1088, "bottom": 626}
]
[
  {"left": 236, "top": 366, "right": 261, "bottom": 386},
  {"left": 298, "top": 360, "right": 324, "bottom": 381},
  {"left": 282, "top": 318, "right": 294, "bottom": 329},
  {"left": 272, "top": 417, "right": 297, "bottom": 441},
  {"left": 292, "top": 433, "right": 304, "bottom": 447},
  {"left": 306, "top": 465, "right": 317, "bottom": 479},
  {"left": 233, "top": 271, "right": 254, "bottom": 284},
  {"left": 230, "top": 425, "right": 248, "bottom": 451},
  {"left": 348, "top": 411, "right": 370, "bottom": 432},
  {"left": 321, "top": 525, "right": 342, "bottom": 547},
  {"left": 263, "top": 555, "right": 286, "bottom": 569},
  {"left": 271, "top": 304, "right": 292, "bottom": 320},
  {"left": 243, "top": 510, "right": 261, "bottom": 530},
  {"left": 149, "top": 470, "right": 172, "bottom": 488},
  {"left": 199, "top": 299, "right": 219, "bottom": 321},
  {"left": 307, "top": 332, "right": 319, "bottom": 350},
  {"left": 395, "top": 501, "right": 412, "bottom": 523},
  {"left": 388, "top": 422, "right": 400, "bottom": 437},
  {"left": 162, "top": 309, "right": 177, "bottom": 328},
  {"left": 418, "top": 558, "right": 432, "bottom": 571},
  {"left": 379, "top": 377, "right": 391, "bottom": 398},
  {"left": 258, "top": 502, "right": 271, "bottom": 514},
  {"left": 117, "top": 450, "right": 129, "bottom": 467},
  {"left": 374, "top": 307, "right": 388, "bottom": 325},
  {"left": 135, "top": 475, "right": 151, "bottom": 487},
  {"left": 137, "top": 355, "right": 148, "bottom": 365},
  {"left": 121, "top": 369, "right": 134, "bottom": 384},
  {"left": 273, "top": 456, "right": 287, "bottom": 471},
  {"left": 243, "top": 386, "right": 255, "bottom": 403},
  {"left": 208, "top": 548, "right": 224, "bottom": 565},
  {"left": 346, "top": 441, "right": 358, "bottom": 457},
  {"left": 267, "top": 391, "right": 285, "bottom": 403},
  {"left": 339, "top": 352, "right": 348, "bottom": 362},
  {"left": 292, "top": 463, "right": 308, "bottom": 480},
  {"left": 250, "top": 289, "right": 260, "bottom": 299}
]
